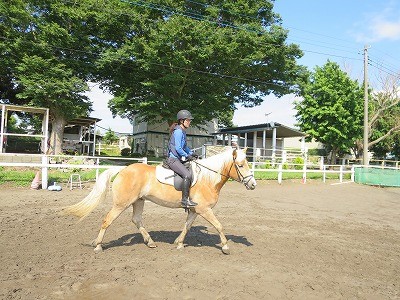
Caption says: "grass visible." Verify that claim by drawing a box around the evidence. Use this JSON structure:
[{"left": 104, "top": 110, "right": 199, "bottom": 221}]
[
  {"left": 0, "top": 165, "right": 351, "bottom": 188},
  {"left": 0, "top": 167, "right": 99, "bottom": 187}
]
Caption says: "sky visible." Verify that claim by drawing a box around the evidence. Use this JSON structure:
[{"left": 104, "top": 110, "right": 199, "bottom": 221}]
[{"left": 89, "top": 0, "right": 400, "bottom": 134}]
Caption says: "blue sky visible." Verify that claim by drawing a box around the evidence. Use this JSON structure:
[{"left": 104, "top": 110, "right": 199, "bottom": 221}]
[{"left": 90, "top": 0, "right": 400, "bottom": 133}]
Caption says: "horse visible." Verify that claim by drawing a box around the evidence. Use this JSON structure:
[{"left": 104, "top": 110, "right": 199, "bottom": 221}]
[{"left": 63, "top": 147, "right": 256, "bottom": 254}]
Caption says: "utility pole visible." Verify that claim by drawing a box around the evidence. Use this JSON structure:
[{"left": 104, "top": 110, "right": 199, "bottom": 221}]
[{"left": 363, "top": 45, "right": 370, "bottom": 165}]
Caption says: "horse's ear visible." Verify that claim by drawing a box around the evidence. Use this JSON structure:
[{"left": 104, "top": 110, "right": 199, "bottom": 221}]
[{"left": 243, "top": 147, "right": 248, "bottom": 153}]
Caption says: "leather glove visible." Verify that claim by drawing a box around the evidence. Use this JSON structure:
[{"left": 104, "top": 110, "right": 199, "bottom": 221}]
[
  {"left": 186, "top": 155, "right": 194, "bottom": 161},
  {"left": 192, "top": 153, "right": 199, "bottom": 159}
]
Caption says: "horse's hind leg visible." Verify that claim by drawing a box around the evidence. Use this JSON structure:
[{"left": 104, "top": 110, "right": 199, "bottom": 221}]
[
  {"left": 199, "top": 208, "right": 230, "bottom": 255},
  {"left": 93, "top": 205, "right": 126, "bottom": 253},
  {"left": 132, "top": 199, "right": 156, "bottom": 248},
  {"left": 174, "top": 210, "right": 197, "bottom": 249}
]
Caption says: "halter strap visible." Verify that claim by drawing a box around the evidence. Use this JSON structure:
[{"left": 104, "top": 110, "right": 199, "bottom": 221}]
[{"left": 192, "top": 157, "right": 254, "bottom": 188}]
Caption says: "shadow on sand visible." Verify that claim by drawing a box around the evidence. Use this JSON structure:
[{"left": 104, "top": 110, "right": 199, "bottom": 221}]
[{"left": 85, "top": 225, "right": 253, "bottom": 251}]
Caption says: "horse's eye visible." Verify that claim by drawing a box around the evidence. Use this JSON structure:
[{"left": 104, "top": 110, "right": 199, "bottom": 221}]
[{"left": 238, "top": 164, "right": 243, "bottom": 168}]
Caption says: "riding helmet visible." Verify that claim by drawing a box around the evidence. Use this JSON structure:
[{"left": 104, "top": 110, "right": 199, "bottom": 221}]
[{"left": 177, "top": 109, "right": 194, "bottom": 120}]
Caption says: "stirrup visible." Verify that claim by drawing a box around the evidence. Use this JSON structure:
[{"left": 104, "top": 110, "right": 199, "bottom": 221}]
[{"left": 181, "top": 199, "right": 197, "bottom": 208}]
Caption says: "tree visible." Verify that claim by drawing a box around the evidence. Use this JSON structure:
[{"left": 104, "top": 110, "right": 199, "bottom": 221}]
[
  {"left": 295, "top": 61, "right": 364, "bottom": 164},
  {"left": 1, "top": 0, "right": 100, "bottom": 154},
  {"left": 95, "top": 0, "right": 306, "bottom": 126},
  {"left": 15, "top": 56, "right": 91, "bottom": 154},
  {"left": 102, "top": 128, "right": 119, "bottom": 145},
  {"left": 365, "top": 74, "right": 400, "bottom": 158}
]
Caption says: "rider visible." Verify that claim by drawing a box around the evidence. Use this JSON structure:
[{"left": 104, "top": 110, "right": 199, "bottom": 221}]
[{"left": 166, "top": 109, "right": 198, "bottom": 208}]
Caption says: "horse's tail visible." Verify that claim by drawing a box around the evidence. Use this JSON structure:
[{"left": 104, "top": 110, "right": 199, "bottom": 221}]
[{"left": 62, "top": 167, "right": 123, "bottom": 221}]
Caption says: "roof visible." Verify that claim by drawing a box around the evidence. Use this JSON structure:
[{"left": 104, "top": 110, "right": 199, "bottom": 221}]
[
  {"left": 1, "top": 104, "right": 48, "bottom": 114},
  {"left": 217, "top": 122, "right": 306, "bottom": 138},
  {"left": 66, "top": 117, "right": 101, "bottom": 127}
]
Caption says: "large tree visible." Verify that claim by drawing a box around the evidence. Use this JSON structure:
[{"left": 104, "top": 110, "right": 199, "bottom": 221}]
[
  {"left": 295, "top": 61, "right": 364, "bottom": 164},
  {"left": 0, "top": 0, "right": 101, "bottom": 154},
  {"left": 95, "top": 0, "right": 306, "bottom": 126}
]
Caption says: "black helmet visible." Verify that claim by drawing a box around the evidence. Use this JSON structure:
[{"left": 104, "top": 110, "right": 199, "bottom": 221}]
[{"left": 177, "top": 109, "right": 194, "bottom": 120}]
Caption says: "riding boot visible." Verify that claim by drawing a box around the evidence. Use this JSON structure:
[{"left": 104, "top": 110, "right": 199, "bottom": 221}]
[{"left": 181, "top": 177, "right": 197, "bottom": 207}]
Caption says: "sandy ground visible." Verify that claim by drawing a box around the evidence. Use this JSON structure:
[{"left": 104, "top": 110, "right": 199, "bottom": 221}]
[{"left": 0, "top": 179, "right": 399, "bottom": 300}]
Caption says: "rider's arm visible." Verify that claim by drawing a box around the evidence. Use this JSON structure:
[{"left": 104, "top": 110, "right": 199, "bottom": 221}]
[{"left": 173, "top": 129, "right": 189, "bottom": 158}]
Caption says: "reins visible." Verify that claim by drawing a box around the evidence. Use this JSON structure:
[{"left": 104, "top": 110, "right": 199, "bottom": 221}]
[{"left": 192, "top": 157, "right": 254, "bottom": 188}]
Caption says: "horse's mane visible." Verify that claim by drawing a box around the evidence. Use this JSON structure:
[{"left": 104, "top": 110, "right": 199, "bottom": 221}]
[{"left": 194, "top": 147, "right": 234, "bottom": 185}]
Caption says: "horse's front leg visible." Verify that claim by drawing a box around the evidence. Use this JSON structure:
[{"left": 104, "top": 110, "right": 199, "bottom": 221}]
[
  {"left": 174, "top": 210, "right": 197, "bottom": 249},
  {"left": 199, "top": 208, "right": 230, "bottom": 255},
  {"left": 132, "top": 199, "right": 156, "bottom": 248}
]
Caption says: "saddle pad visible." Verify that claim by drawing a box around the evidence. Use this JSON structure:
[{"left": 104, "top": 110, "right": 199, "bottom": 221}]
[{"left": 155, "top": 164, "right": 197, "bottom": 187}]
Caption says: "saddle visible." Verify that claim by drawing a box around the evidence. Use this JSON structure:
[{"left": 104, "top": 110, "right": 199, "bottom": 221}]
[{"left": 155, "top": 161, "right": 198, "bottom": 191}]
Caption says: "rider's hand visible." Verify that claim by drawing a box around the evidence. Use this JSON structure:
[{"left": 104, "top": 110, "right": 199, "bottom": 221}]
[
  {"left": 187, "top": 155, "right": 194, "bottom": 161},
  {"left": 192, "top": 153, "right": 199, "bottom": 159}
]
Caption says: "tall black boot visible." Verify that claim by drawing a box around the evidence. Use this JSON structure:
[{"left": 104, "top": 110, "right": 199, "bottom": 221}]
[{"left": 181, "top": 177, "right": 197, "bottom": 207}]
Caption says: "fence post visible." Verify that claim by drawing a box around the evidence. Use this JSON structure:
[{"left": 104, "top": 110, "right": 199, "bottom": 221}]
[
  {"left": 323, "top": 165, "right": 326, "bottom": 183},
  {"left": 339, "top": 165, "right": 343, "bottom": 183},
  {"left": 351, "top": 165, "right": 355, "bottom": 182},
  {"left": 278, "top": 163, "right": 282, "bottom": 184},
  {"left": 282, "top": 150, "right": 287, "bottom": 163},
  {"left": 41, "top": 155, "right": 48, "bottom": 189},
  {"left": 302, "top": 160, "right": 307, "bottom": 184},
  {"left": 96, "top": 157, "right": 100, "bottom": 181},
  {"left": 142, "top": 157, "right": 148, "bottom": 164},
  {"left": 320, "top": 156, "right": 324, "bottom": 170}
]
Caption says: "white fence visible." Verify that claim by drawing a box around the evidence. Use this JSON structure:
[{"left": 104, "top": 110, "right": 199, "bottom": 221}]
[
  {"left": 1, "top": 151, "right": 399, "bottom": 189},
  {"left": 0, "top": 153, "right": 150, "bottom": 189}
]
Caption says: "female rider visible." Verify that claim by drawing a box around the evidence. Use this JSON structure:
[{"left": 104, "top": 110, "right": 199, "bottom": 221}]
[{"left": 166, "top": 109, "right": 198, "bottom": 208}]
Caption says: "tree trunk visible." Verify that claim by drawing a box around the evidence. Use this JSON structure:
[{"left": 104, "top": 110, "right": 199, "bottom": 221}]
[
  {"left": 48, "top": 116, "right": 66, "bottom": 155},
  {"left": 329, "top": 148, "right": 338, "bottom": 167}
]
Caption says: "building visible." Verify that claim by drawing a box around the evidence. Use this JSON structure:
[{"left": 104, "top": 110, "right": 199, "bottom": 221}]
[
  {"left": 131, "top": 116, "right": 217, "bottom": 157},
  {"left": 62, "top": 117, "right": 101, "bottom": 155},
  {"left": 216, "top": 121, "right": 310, "bottom": 161}
]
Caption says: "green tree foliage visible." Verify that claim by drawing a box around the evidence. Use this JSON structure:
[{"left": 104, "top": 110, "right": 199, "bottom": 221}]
[
  {"left": 0, "top": 0, "right": 98, "bottom": 154},
  {"left": 1, "top": 0, "right": 306, "bottom": 154},
  {"left": 102, "top": 128, "right": 119, "bottom": 145},
  {"left": 295, "top": 61, "right": 364, "bottom": 164},
  {"left": 95, "top": 0, "right": 306, "bottom": 126}
]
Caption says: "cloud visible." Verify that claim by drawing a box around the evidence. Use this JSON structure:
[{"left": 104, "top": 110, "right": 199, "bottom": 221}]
[
  {"left": 352, "top": 2, "right": 400, "bottom": 42},
  {"left": 368, "top": 16, "right": 400, "bottom": 41}
]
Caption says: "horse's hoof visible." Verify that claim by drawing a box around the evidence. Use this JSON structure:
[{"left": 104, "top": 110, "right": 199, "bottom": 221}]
[
  {"left": 90, "top": 239, "right": 97, "bottom": 247},
  {"left": 147, "top": 241, "right": 157, "bottom": 248},
  {"left": 222, "top": 245, "right": 230, "bottom": 255},
  {"left": 94, "top": 245, "right": 103, "bottom": 253},
  {"left": 176, "top": 243, "right": 184, "bottom": 250}
]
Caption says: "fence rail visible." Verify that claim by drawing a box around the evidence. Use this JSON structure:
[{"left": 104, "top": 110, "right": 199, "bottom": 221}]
[{"left": 1, "top": 151, "right": 399, "bottom": 189}]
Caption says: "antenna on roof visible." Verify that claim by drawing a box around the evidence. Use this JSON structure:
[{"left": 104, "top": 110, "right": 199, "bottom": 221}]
[{"left": 265, "top": 112, "right": 272, "bottom": 123}]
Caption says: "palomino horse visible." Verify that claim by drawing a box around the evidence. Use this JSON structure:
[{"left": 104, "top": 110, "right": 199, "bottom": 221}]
[{"left": 64, "top": 147, "right": 256, "bottom": 254}]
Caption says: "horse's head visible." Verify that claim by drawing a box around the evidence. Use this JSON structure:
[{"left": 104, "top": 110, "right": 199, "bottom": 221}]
[{"left": 230, "top": 147, "right": 257, "bottom": 190}]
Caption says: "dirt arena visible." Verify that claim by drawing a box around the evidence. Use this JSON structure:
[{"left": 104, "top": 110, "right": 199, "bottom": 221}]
[{"left": 0, "top": 179, "right": 399, "bottom": 299}]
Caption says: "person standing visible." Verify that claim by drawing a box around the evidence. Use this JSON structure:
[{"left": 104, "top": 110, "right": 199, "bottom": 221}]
[{"left": 166, "top": 109, "right": 198, "bottom": 208}]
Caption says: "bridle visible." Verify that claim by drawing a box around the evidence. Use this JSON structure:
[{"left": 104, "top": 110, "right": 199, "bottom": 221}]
[{"left": 192, "top": 157, "right": 255, "bottom": 190}]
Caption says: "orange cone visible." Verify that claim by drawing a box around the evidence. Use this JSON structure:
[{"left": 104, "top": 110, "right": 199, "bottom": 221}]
[{"left": 30, "top": 171, "right": 41, "bottom": 190}]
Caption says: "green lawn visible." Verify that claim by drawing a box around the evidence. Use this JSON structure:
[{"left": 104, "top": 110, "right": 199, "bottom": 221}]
[{"left": 0, "top": 166, "right": 351, "bottom": 187}]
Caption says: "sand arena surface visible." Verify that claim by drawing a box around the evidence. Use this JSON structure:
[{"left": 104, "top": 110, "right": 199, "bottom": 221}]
[{"left": 0, "top": 180, "right": 399, "bottom": 299}]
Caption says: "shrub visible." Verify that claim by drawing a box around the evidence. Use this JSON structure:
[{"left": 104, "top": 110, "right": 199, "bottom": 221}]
[
  {"left": 293, "top": 157, "right": 304, "bottom": 170},
  {"left": 264, "top": 160, "right": 272, "bottom": 169},
  {"left": 120, "top": 147, "right": 131, "bottom": 157}
]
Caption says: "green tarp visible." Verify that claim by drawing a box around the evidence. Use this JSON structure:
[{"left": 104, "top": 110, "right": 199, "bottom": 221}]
[{"left": 355, "top": 167, "right": 400, "bottom": 187}]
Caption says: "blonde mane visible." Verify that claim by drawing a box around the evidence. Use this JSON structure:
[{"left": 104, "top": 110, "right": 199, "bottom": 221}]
[{"left": 194, "top": 147, "right": 235, "bottom": 185}]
